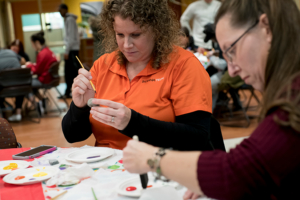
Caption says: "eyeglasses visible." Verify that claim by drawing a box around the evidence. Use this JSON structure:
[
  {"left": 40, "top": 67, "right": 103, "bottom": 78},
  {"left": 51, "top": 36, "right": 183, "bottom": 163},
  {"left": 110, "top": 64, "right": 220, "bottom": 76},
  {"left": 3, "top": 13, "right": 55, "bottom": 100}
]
[{"left": 224, "top": 20, "right": 259, "bottom": 63}]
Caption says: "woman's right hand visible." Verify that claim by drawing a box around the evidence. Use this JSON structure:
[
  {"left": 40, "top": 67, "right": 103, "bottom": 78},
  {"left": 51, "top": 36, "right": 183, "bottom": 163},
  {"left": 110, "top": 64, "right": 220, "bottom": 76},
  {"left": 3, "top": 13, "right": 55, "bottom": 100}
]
[{"left": 72, "top": 68, "right": 95, "bottom": 108}]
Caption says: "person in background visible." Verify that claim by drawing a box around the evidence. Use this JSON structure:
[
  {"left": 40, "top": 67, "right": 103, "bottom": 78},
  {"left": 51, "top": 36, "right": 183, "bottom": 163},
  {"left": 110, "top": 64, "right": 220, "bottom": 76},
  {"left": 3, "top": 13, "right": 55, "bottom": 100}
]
[
  {"left": 9, "top": 39, "right": 30, "bottom": 62},
  {"left": 179, "top": 27, "right": 196, "bottom": 52},
  {"left": 88, "top": 15, "right": 104, "bottom": 62},
  {"left": 58, "top": 3, "right": 80, "bottom": 99},
  {"left": 0, "top": 49, "right": 25, "bottom": 70},
  {"left": 201, "top": 23, "right": 227, "bottom": 109},
  {"left": 202, "top": 23, "right": 244, "bottom": 111},
  {"left": 180, "top": 0, "right": 221, "bottom": 51},
  {"left": 26, "top": 31, "right": 57, "bottom": 88},
  {"left": 122, "top": 0, "right": 300, "bottom": 199},
  {"left": 0, "top": 48, "right": 26, "bottom": 121},
  {"left": 9, "top": 31, "right": 57, "bottom": 121},
  {"left": 62, "top": 0, "right": 212, "bottom": 151}
]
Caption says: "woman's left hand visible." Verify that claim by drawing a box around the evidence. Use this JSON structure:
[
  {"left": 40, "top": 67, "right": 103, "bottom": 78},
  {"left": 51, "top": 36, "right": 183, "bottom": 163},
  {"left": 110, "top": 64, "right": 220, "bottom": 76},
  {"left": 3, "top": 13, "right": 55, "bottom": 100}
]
[
  {"left": 123, "top": 140, "right": 158, "bottom": 174},
  {"left": 25, "top": 61, "right": 32, "bottom": 66},
  {"left": 90, "top": 99, "right": 132, "bottom": 130},
  {"left": 183, "top": 189, "right": 201, "bottom": 200}
]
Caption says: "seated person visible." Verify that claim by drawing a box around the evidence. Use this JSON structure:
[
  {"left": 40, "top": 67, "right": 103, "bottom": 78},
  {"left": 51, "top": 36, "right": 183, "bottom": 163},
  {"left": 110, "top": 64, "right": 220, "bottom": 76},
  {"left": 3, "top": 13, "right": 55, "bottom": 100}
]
[
  {"left": 62, "top": 0, "right": 212, "bottom": 151},
  {"left": 0, "top": 48, "right": 25, "bottom": 120},
  {"left": 9, "top": 31, "right": 57, "bottom": 121},
  {"left": 10, "top": 39, "right": 30, "bottom": 62},
  {"left": 179, "top": 27, "right": 196, "bottom": 52},
  {"left": 26, "top": 31, "right": 57, "bottom": 86},
  {"left": 123, "top": 0, "right": 300, "bottom": 199},
  {"left": 202, "top": 23, "right": 227, "bottom": 109},
  {"left": 0, "top": 49, "right": 25, "bottom": 70}
]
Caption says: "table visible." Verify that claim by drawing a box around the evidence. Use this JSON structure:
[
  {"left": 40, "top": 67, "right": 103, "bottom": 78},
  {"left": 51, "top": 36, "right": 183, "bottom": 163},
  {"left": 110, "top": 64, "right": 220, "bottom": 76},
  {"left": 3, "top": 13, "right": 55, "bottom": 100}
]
[
  {"left": 1, "top": 146, "right": 212, "bottom": 200},
  {"left": 194, "top": 52, "right": 211, "bottom": 69}
]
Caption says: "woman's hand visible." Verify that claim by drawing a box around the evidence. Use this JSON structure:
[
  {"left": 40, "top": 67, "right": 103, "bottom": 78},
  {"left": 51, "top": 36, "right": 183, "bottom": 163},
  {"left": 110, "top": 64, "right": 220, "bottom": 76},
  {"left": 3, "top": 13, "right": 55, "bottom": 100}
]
[
  {"left": 25, "top": 61, "right": 32, "bottom": 66},
  {"left": 90, "top": 99, "right": 131, "bottom": 130},
  {"left": 183, "top": 189, "right": 201, "bottom": 200},
  {"left": 123, "top": 140, "right": 158, "bottom": 174},
  {"left": 72, "top": 68, "right": 95, "bottom": 108},
  {"left": 197, "top": 47, "right": 206, "bottom": 54}
]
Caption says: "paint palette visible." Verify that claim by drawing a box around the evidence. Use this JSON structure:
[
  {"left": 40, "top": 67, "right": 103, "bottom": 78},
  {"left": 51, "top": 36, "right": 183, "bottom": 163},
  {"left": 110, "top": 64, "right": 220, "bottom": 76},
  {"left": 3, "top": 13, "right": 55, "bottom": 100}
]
[
  {"left": 3, "top": 166, "right": 59, "bottom": 185},
  {"left": 65, "top": 147, "right": 114, "bottom": 163},
  {"left": 117, "top": 176, "right": 180, "bottom": 197},
  {"left": 0, "top": 160, "right": 30, "bottom": 176}
]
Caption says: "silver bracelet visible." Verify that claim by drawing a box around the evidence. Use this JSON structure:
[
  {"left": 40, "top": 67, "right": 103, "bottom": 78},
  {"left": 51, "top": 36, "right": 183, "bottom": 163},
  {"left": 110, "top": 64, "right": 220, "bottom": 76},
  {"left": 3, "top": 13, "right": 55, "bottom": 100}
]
[{"left": 147, "top": 148, "right": 170, "bottom": 182}]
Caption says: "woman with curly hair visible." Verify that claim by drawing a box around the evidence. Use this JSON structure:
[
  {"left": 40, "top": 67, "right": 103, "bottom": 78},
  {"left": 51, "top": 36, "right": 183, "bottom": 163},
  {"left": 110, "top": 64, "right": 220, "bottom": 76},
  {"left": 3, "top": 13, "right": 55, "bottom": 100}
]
[
  {"left": 123, "top": 0, "right": 300, "bottom": 199},
  {"left": 62, "top": 0, "right": 212, "bottom": 150}
]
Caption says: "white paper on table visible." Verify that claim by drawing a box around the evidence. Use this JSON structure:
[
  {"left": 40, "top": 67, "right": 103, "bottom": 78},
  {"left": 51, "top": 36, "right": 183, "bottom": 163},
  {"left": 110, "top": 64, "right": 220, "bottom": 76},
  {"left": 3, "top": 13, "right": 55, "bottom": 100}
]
[
  {"left": 46, "top": 163, "right": 94, "bottom": 186},
  {"left": 60, "top": 169, "right": 136, "bottom": 200},
  {"left": 194, "top": 52, "right": 210, "bottom": 69},
  {"left": 194, "top": 52, "right": 208, "bottom": 62},
  {"left": 30, "top": 146, "right": 122, "bottom": 169},
  {"left": 139, "top": 186, "right": 181, "bottom": 200}
]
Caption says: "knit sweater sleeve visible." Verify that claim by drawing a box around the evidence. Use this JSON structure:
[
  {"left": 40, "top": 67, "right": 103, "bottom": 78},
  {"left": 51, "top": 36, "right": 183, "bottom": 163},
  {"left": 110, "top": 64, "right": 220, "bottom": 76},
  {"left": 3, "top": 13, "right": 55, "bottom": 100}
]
[{"left": 197, "top": 109, "right": 300, "bottom": 200}]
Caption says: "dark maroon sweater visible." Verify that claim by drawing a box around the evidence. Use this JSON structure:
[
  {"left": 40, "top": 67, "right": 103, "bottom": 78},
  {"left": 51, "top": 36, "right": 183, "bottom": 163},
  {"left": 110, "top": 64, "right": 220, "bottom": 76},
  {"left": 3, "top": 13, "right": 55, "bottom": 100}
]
[{"left": 197, "top": 108, "right": 300, "bottom": 200}]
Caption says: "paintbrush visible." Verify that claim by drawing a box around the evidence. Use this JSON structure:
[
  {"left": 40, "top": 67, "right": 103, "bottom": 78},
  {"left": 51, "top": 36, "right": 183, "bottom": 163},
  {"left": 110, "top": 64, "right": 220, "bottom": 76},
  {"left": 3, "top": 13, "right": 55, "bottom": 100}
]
[
  {"left": 75, "top": 56, "right": 96, "bottom": 93},
  {"left": 91, "top": 187, "right": 98, "bottom": 200},
  {"left": 50, "top": 190, "right": 67, "bottom": 200},
  {"left": 133, "top": 135, "right": 149, "bottom": 189}
]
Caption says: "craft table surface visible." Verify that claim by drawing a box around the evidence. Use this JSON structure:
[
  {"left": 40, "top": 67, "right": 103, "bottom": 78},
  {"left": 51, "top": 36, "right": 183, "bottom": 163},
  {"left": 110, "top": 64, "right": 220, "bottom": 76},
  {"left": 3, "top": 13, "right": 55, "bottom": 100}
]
[{"left": 0, "top": 147, "right": 212, "bottom": 200}]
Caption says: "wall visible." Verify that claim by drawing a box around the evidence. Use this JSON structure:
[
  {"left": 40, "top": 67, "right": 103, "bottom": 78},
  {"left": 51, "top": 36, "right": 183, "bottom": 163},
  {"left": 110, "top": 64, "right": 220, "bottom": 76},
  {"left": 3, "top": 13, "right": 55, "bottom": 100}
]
[
  {"left": 168, "top": 1, "right": 182, "bottom": 21},
  {"left": 11, "top": 0, "right": 62, "bottom": 44},
  {"left": 23, "top": 29, "right": 63, "bottom": 62},
  {"left": 295, "top": 0, "right": 300, "bottom": 9},
  {"left": 0, "top": 1, "right": 5, "bottom": 48},
  {"left": 64, "top": 0, "right": 104, "bottom": 23},
  {"left": 181, "top": 0, "right": 198, "bottom": 13}
]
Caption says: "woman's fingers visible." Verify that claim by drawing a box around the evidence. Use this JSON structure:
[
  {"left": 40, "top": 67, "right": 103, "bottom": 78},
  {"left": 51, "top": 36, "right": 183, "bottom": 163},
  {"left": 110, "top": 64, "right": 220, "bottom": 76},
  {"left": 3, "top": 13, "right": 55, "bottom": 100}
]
[
  {"left": 90, "top": 99, "right": 131, "bottom": 130},
  {"left": 183, "top": 190, "right": 194, "bottom": 200},
  {"left": 78, "top": 68, "right": 92, "bottom": 79},
  {"left": 92, "top": 99, "right": 122, "bottom": 109},
  {"left": 73, "top": 87, "right": 86, "bottom": 95},
  {"left": 91, "top": 114, "right": 114, "bottom": 126},
  {"left": 90, "top": 110, "right": 114, "bottom": 123},
  {"left": 74, "top": 78, "right": 89, "bottom": 91},
  {"left": 91, "top": 107, "right": 118, "bottom": 117},
  {"left": 75, "top": 74, "right": 93, "bottom": 89},
  {"left": 192, "top": 193, "right": 200, "bottom": 200}
]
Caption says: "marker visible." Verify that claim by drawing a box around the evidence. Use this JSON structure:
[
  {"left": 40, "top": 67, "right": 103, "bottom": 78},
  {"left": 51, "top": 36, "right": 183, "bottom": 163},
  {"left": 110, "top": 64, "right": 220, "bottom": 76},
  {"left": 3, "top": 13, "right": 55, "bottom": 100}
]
[{"left": 133, "top": 135, "right": 149, "bottom": 189}]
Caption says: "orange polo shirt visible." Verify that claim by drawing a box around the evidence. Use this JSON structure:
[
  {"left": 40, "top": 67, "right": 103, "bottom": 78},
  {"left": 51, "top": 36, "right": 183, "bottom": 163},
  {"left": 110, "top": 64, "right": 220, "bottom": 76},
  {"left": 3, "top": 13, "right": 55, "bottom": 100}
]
[{"left": 90, "top": 46, "right": 212, "bottom": 150}]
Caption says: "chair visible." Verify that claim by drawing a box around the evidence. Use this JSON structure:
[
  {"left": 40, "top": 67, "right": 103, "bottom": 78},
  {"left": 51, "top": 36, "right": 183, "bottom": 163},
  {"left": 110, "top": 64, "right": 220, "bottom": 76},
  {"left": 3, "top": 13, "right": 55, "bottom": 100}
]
[
  {"left": 208, "top": 117, "right": 226, "bottom": 151},
  {"left": 214, "top": 84, "right": 260, "bottom": 128},
  {"left": 0, "top": 68, "right": 40, "bottom": 122},
  {"left": 36, "top": 62, "right": 69, "bottom": 115},
  {"left": 238, "top": 84, "right": 260, "bottom": 111}
]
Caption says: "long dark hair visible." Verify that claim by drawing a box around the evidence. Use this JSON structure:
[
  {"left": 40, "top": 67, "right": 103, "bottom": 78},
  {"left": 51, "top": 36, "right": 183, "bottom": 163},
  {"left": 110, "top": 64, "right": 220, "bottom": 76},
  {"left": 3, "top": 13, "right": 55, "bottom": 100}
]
[
  {"left": 10, "top": 39, "right": 25, "bottom": 55},
  {"left": 215, "top": 0, "right": 300, "bottom": 131},
  {"left": 31, "top": 31, "right": 46, "bottom": 45},
  {"left": 215, "top": 0, "right": 300, "bottom": 132}
]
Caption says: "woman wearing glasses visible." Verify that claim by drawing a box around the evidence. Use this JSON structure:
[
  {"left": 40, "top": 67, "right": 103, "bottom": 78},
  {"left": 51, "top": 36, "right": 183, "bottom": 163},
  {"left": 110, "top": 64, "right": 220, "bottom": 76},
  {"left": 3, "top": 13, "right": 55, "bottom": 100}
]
[{"left": 123, "top": 0, "right": 300, "bottom": 199}]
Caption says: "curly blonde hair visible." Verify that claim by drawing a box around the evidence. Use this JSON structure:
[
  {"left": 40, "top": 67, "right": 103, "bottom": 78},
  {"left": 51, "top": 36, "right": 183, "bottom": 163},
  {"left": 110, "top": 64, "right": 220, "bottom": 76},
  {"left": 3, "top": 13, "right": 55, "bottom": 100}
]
[{"left": 99, "top": 0, "right": 180, "bottom": 69}]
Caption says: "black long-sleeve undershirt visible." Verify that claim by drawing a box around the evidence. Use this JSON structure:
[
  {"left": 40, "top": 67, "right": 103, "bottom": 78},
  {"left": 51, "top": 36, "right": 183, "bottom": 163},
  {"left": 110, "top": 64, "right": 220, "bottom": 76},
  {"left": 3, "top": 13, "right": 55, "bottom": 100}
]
[{"left": 62, "top": 101, "right": 212, "bottom": 151}]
